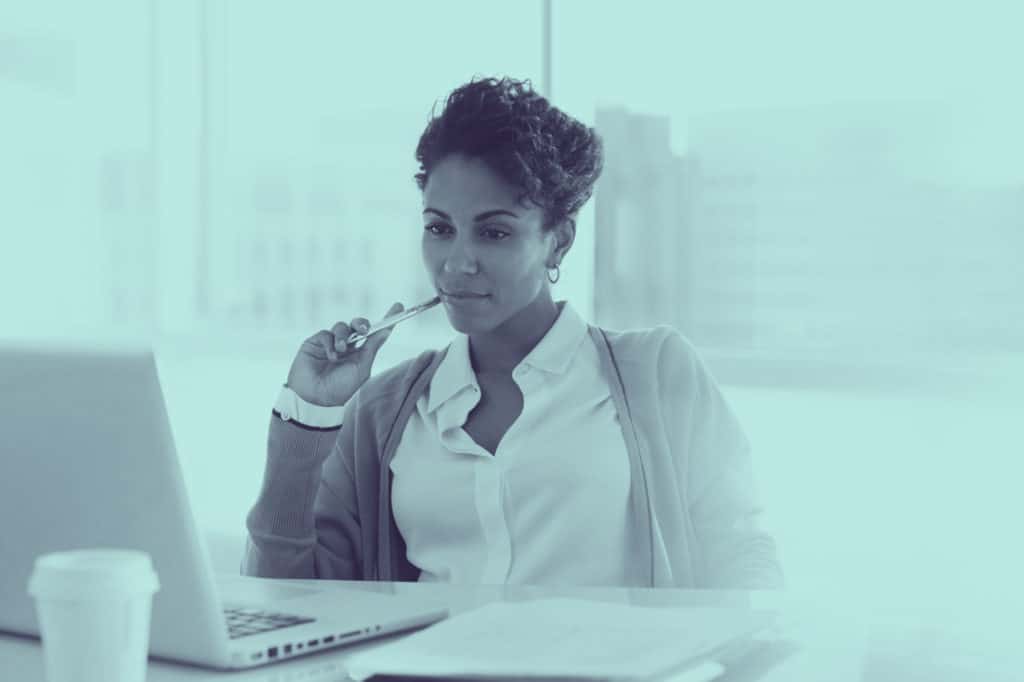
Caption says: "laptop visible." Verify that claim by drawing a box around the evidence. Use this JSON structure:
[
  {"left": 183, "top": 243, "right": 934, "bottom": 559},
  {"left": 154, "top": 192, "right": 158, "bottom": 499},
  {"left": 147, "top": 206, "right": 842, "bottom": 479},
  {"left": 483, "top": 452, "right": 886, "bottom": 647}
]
[{"left": 0, "top": 340, "right": 448, "bottom": 669}]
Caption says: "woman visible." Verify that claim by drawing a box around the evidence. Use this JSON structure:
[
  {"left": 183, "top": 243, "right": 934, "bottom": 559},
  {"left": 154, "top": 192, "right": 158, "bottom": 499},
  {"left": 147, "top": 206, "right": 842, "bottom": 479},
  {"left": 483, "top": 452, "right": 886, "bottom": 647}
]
[{"left": 243, "top": 76, "right": 783, "bottom": 588}]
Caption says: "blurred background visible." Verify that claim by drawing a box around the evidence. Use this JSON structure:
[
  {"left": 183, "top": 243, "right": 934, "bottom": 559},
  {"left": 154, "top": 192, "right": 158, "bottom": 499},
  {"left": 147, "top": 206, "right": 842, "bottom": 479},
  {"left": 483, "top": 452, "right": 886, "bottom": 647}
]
[{"left": 3, "top": 0, "right": 1022, "bottom": 605}]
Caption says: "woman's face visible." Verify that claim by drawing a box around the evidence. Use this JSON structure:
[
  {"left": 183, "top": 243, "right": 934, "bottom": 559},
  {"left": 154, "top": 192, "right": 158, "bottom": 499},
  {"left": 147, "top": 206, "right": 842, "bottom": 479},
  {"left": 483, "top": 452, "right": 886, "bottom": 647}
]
[{"left": 421, "top": 154, "right": 559, "bottom": 336}]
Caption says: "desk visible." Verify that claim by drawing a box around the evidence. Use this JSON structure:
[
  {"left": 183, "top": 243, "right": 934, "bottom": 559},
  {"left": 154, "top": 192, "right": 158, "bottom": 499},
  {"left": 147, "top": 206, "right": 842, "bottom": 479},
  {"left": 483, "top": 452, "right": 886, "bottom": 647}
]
[{"left": 1, "top": 575, "right": 1019, "bottom": 681}]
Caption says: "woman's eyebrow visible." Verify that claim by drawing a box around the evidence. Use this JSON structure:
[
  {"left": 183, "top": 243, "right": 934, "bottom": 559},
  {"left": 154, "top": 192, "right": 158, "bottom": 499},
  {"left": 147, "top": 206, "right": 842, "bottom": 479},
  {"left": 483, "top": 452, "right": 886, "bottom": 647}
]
[{"left": 422, "top": 208, "right": 520, "bottom": 221}]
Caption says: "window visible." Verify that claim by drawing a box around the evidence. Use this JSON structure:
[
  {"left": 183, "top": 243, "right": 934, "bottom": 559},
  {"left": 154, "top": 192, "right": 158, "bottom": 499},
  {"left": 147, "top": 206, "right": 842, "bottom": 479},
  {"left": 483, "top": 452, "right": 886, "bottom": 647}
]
[
  {"left": 553, "top": 0, "right": 1024, "bottom": 596},
  {"left": 553, "top": 0, "right": 1024, "bottom": 360}
]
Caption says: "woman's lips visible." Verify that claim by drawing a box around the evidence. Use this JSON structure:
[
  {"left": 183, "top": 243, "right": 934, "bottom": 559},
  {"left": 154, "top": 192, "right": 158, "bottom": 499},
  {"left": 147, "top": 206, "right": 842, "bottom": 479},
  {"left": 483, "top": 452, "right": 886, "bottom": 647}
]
[{"left": 441, "top": 291, "right": 490, "bottom": 306}]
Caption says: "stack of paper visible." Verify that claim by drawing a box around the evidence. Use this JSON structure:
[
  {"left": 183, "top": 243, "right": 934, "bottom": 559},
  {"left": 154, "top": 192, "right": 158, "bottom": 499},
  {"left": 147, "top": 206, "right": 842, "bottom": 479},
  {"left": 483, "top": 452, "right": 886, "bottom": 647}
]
[{"left": 345, "top": 598, "right": 775, "bottom": 681}]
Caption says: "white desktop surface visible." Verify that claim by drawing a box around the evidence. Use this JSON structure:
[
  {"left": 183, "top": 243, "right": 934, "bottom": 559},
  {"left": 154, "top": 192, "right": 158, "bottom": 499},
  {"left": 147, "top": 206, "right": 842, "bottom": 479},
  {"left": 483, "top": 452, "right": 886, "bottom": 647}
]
[{"left": 1, "top": 574, "right": 1018, "bottom": 682}]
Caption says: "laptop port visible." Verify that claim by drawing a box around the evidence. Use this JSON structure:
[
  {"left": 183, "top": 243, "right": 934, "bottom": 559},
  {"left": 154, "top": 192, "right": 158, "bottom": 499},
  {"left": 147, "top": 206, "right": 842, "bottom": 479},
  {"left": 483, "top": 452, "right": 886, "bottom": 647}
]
[
  {"left": 307, "top": 639, "right": 319, "bottom": 647},
  {"left": 323, "top": 636, "right": 335, "bottom": 644},
  {"left": 338, "top": 630, "right": 361, "bottom": 639},
  {"left": 297, "top": 643, "right": 304, "bottom": 650},
  {"left": 251, "top": 652, "right": 263, "bottom": 661},
  {"left": 267, "top": 647, "right": 278, "bottom": 659},
  {"left": 283, "top": 645, "right": 292, "bottom": 655}
]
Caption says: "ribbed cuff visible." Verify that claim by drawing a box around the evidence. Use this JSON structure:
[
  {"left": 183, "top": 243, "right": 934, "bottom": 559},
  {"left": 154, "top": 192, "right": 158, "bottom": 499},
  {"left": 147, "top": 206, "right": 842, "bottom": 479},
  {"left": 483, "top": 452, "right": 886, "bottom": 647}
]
[{"left": 246, "top": 414, "right": 343, "bottom": 539}]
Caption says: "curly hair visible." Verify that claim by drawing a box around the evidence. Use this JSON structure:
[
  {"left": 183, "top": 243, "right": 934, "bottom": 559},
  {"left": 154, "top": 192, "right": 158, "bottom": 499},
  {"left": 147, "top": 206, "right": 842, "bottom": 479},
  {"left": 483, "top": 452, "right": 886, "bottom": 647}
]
[{"left": 414, "top": 76, "right": 604, "bottom": 231}]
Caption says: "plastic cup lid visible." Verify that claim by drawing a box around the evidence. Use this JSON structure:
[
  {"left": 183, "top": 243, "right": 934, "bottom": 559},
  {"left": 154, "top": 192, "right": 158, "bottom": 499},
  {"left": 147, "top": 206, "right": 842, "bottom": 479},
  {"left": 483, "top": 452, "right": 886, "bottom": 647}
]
[{"left": 28, "top": 549, "right": 160, "bottom": 600}]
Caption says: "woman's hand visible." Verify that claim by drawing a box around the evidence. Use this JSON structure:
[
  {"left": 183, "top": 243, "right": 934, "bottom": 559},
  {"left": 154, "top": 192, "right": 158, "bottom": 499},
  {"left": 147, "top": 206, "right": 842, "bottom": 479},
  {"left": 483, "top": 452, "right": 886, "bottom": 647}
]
[{"left": 286, "top": 302, "right": 404, "bottom": 407}]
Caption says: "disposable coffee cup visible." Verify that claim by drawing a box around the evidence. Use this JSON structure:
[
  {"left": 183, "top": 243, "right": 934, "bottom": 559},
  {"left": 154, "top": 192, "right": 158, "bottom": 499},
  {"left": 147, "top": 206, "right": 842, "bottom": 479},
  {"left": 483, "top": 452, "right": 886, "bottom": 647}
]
[{"left": 28, "top": 549, "right": 160, "bottom": 682}]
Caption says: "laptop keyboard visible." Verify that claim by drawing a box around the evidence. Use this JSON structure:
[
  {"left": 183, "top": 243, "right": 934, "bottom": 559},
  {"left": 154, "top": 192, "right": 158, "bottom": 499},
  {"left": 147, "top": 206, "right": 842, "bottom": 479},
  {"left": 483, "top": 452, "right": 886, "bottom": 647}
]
[{"left": 223, "top": 605, "right": 316, "bottom": 640}]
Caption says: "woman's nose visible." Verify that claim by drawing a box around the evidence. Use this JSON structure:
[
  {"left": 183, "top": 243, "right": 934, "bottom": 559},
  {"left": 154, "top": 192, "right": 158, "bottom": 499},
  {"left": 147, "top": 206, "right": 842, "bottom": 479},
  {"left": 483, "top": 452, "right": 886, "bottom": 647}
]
[{"left": 442, "top": 241, "right": 479, "bottom": 275}]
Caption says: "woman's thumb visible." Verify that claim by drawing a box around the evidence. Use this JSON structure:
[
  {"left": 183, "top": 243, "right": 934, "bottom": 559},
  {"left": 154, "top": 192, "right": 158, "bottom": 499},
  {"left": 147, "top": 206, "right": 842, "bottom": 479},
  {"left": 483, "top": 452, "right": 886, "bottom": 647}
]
[{"left": 360, "top": 302, "right": 404, "bottom": 358}]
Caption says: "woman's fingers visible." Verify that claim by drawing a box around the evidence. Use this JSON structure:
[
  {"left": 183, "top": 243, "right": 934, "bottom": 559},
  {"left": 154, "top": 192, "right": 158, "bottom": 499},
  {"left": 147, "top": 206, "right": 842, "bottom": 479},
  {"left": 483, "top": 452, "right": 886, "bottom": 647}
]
[
  {"left": 319, "top": 304, "right": 406, "bottom": 360},
  {"left": 328, "top": 322, "right": 354, "bottom": 357},
  {"left": 359, "top": 302, "right": 405, "bottom": 357},
  {"left": 300, "top": 330, "right": 335, "bottom": 361},
  {"left": 347, "top": 317, "right": 371, "bottom": 345}
]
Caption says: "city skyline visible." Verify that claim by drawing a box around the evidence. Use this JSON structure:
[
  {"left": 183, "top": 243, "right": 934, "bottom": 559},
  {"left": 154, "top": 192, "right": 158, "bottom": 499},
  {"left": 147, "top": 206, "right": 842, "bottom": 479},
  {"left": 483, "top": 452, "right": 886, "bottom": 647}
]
[{"left": 593, "top": 103, "right": 1024, "bottom": 357}]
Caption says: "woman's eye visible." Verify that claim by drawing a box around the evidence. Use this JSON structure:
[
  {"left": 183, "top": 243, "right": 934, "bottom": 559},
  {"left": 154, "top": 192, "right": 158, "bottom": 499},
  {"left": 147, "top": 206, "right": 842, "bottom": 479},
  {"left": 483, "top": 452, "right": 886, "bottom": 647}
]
[
  {"left": 482, "top": 227, "right": 510, "bottom": 240},
  {"left": 425, "top": 223, "right": 508, "bottom": 240}
]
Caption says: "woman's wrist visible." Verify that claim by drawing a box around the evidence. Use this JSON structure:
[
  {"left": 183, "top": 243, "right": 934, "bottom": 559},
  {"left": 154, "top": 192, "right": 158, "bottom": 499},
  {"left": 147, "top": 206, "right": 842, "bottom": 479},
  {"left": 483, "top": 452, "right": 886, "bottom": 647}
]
[{"left": 275, "top": 385, "right": 345, "bottom": 428}]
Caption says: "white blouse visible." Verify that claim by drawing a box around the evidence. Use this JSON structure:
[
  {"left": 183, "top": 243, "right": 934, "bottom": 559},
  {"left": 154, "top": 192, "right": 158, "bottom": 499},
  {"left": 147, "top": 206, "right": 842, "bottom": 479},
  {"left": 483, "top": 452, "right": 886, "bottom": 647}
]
[{"left": 389, "top": 301, "right": 638, "bottom": 585}]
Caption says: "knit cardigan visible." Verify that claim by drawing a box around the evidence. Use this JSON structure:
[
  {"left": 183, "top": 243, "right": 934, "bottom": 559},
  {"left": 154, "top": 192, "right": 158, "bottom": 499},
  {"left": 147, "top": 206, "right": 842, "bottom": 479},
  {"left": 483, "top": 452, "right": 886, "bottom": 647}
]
[{"left": 243, "top": 325, "right": 784, "bottom": 589}]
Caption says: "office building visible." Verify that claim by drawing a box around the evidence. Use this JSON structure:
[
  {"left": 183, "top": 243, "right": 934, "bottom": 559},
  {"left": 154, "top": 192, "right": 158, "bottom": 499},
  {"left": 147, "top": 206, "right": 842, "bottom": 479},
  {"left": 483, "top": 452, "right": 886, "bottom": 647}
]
[
  {"left": 593, "top": 108, "right": 696, "bottom": 336},
  {"left": 593, "top": 107, "right": 760, "bottom": 348},
  {"left": 595, "top": 102, "right": 1024, "bottom": 356},
  {"left": 198, "top": 108, "right": 430, "bottom": 333},
  {"left": 686, "top": 104, "right": 1024, "bottom": 355}
]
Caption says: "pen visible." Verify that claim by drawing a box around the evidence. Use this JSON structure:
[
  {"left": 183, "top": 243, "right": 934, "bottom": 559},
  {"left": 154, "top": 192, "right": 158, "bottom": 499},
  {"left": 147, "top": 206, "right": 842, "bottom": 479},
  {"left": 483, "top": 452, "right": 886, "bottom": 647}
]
[{"left": 346, "top": 296, "right": 442, "bottom": 346}]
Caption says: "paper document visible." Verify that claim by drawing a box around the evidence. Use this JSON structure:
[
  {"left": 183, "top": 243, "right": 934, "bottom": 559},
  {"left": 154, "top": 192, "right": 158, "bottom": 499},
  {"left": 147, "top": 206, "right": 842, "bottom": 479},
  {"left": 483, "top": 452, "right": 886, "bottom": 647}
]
[{"left": 345, "top": 598, "right": 774, "bottom": 681}]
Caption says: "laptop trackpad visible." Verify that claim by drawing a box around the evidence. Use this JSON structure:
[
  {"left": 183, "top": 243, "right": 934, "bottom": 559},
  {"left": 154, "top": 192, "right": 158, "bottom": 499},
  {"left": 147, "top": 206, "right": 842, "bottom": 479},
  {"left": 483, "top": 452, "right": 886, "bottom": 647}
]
[{"left": 217, "top": 575, "right": 322, "bottom": 603}]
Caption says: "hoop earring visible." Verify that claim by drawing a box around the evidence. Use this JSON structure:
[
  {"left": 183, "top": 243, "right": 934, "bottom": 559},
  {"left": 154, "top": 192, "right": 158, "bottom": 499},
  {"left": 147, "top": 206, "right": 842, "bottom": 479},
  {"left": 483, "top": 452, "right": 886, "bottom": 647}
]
[{"left": 547, "top": 264, "right": 561, "bottom": 284}]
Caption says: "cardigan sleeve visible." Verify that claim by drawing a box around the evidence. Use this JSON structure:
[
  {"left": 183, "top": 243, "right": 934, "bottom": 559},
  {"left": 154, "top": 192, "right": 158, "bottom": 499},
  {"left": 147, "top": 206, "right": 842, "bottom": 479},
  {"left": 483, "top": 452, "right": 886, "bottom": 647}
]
[
  {"left": 241, "top": 399, "right": 364, "bottom": 579},
  {"left": 659, "top": 330, "right": 785, "bottom": 589}
]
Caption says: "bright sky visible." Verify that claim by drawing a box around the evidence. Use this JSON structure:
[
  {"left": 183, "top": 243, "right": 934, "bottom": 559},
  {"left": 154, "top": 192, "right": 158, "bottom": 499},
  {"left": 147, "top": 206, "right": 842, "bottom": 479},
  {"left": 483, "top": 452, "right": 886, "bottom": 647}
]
[{"left": 552, "top": 0, "right": 1024, "bottom": 184}]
